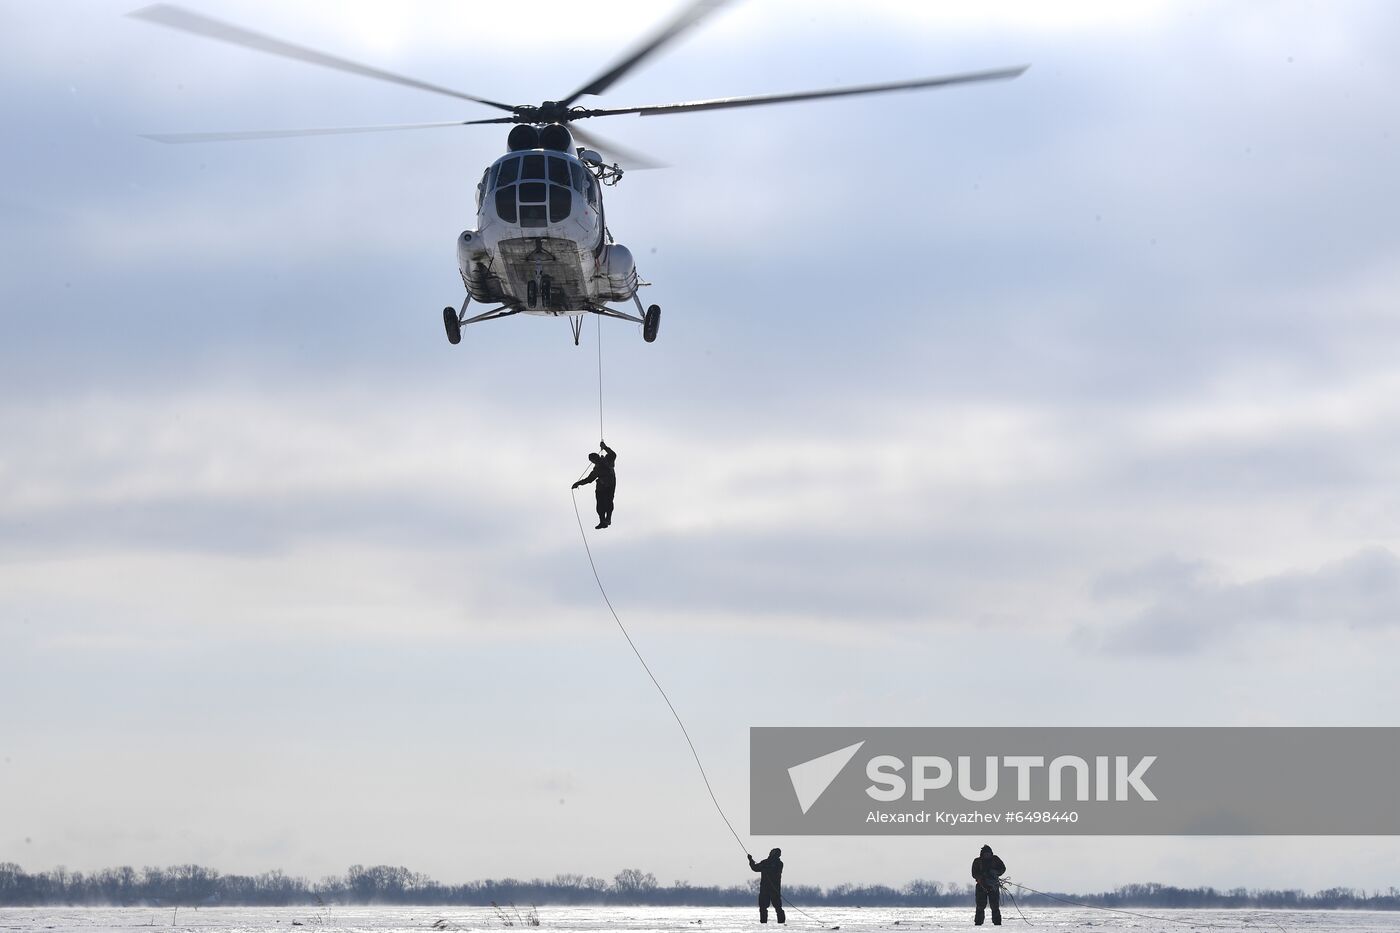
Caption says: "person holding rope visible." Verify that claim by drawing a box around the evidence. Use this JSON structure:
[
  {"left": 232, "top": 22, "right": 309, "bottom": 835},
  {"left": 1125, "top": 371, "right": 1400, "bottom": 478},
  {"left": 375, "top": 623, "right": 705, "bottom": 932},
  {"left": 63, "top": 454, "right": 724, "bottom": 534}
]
[
  {"left": 572, "top": 440, "right": 617, "bottom": 529},
  {"left": 747, "top": 848, "right": 785, "bottom": 924},
  {"left": 972, "top": 844, "right": 1006, "bottom": 926}
]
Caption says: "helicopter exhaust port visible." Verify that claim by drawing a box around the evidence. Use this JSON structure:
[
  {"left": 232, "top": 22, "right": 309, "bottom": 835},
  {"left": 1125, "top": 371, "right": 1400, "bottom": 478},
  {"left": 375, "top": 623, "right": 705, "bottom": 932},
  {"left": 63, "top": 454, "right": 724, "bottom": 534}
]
[
  {"left": 540, "top": 124, "right": 572, "bottom": 152},
  {"left": 507, "top": 124, "right": 541, "bottom": 151},
  {"left": 507, "top": 123, "right": 572, "bottom": 154}
]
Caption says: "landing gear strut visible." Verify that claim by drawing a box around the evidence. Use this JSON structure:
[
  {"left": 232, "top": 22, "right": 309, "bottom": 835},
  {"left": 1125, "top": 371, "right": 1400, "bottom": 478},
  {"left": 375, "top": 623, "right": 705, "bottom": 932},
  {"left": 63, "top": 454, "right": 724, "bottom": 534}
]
[
  {"left": 442, "top": 294, "right": 522, "bottom": 345},
  {"left": 585, "top": 295, "right": 662, "bottom": 344}
]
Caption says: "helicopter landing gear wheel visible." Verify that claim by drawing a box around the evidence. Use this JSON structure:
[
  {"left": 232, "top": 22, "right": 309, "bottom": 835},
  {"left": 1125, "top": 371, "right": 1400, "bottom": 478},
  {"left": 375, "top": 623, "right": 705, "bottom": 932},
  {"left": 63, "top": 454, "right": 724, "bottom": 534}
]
[
  {"left": 443, "top": 306, "right": 462, "bottom": 345},
  {"left": 643, "top": 304, "right": 661, "bottom": 343}
]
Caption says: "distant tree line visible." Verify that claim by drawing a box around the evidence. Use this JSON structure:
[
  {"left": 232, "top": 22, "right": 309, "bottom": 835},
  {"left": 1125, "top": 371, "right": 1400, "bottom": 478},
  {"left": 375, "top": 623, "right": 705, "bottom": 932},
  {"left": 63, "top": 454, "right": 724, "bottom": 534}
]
[{"left": 0, "top": 863, "right": 1396, "bottom": 909}]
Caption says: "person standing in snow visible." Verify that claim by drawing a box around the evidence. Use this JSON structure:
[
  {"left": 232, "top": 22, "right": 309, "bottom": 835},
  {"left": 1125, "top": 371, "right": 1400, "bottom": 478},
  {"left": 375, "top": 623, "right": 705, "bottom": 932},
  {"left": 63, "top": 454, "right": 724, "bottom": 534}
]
[
  {"left": 971, "top": 844, "right": 1006, "bottom": 925},
  {"left": 747, "top": 849, "right": 785, "bottom": 924}
]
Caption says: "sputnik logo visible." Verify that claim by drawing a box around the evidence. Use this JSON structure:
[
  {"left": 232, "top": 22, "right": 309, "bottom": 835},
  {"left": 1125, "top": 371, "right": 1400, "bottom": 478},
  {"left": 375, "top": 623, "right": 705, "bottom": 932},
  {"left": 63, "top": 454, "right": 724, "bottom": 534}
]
[{"left": 787, "top": 741, "right": 865, "bottom": 814}]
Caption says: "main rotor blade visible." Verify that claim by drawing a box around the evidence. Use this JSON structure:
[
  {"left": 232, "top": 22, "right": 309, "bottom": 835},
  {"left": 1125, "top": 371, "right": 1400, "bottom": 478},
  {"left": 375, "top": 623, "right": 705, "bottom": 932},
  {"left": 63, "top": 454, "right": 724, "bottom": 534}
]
[
  {"left": 568, "top": 125, "right": 666, "bottom": 171},
  {"left": 578, "top": 65, "right": 1029, "bottom": 118},
  {"left": 142, "top": 118, "right": 501, "bottom": 143},
  {"left": 128, "top": 4, "right": 516, "bottom": 112},
  {"left": 560, "top": 0, "right": 730, "bottom": 106}
]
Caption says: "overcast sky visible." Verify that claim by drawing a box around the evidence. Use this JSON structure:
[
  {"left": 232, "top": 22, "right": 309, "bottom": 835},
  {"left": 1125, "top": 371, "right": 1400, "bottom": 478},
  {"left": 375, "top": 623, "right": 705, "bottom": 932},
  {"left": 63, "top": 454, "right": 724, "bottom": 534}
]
[{"left": 3, "top": 0, "right": 1400, "bottom": 894}]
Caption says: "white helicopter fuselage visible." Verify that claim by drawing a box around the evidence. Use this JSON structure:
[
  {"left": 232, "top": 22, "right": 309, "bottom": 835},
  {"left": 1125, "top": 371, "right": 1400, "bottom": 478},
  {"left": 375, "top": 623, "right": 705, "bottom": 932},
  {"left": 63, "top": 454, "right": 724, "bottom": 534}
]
[
  {"left": 132, "top": 0, "right": 1024, "bottom": 349},
  {"left": 456, "top": 146, "right": 639, "bottom": 317}
]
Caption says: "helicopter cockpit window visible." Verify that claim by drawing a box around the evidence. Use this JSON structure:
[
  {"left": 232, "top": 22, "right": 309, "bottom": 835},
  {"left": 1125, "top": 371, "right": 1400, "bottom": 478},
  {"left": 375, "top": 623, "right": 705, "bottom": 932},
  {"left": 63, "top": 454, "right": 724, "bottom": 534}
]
[
  {"left": 585, "top": 173, "right": 598, "bottom": 207},
  {"left": 569, "top": 162, "right": 585, "bottom": 192},
  {"left": 493, "top": 168, "right": 573, "bottom": 226},
  {"left": 518, "top": 181, "right": 547, "bottom": 227},
  {"left": 495, "top": 186, "right": 517, "bottom": 223},
  {"left": 548, "top": 156, "right": 571, "bottom": 187},
  {"left": 549, "top": 186, "right": 571, "bottom": 223},
  {"left": 496, "top": 157, "right": 519, "bottom": 187},
  {"left": 522, "top": 154, "right": 545, "bottom": 180}
]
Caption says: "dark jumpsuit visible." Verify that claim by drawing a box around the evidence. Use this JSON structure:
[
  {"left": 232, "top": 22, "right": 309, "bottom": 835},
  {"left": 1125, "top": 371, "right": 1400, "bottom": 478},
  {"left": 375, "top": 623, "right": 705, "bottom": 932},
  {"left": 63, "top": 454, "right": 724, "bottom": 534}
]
[
  {"left": 749, "top": 852, "right": 785, "bottom": 924},
  {"left": 972, "top": 852, "right": 1006, "bottom": 925},
  {"left": 576, "top": 443, "right": 617, "bottom": 526}
]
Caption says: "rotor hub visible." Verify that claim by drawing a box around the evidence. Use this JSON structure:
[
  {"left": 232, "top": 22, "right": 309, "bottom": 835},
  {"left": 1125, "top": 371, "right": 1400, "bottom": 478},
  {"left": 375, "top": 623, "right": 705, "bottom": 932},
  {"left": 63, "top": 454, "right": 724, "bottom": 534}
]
[{"left": 516, "top": 101, "right": 572, "bottom": 125}]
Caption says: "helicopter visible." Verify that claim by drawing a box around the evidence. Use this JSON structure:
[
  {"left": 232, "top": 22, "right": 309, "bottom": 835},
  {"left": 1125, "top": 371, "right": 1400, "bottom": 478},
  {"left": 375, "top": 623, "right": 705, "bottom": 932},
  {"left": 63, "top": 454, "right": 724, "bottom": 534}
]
[{"left": 131, "top": 1, "right": 1027, "bottom": 348}]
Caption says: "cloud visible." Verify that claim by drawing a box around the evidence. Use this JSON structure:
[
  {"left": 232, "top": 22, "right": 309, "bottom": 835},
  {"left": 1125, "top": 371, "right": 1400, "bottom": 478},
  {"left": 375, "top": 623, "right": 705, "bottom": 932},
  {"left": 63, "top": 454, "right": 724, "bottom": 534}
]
[
  {"left": 0, "top": 383, "right": 1091, "bottom": 639},
  {"left": 1092, "top": 547, "right": 1400, "bottom": 654},
  {"left": 7, "top": 0, "right": 1400, "bottom": 888}
]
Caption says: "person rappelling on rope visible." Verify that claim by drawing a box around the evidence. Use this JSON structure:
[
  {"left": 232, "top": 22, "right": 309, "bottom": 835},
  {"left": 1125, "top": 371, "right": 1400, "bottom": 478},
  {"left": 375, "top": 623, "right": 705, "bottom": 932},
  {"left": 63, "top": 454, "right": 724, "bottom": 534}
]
[
  {"left": 972, "top": 844, "right": 1006, "bottom": 926},
  {"left": 571, "top": 440, "right": 617, "bottom": 529},
  {"left": 747, "top": 848, "right": 785, "bottom": 924}
]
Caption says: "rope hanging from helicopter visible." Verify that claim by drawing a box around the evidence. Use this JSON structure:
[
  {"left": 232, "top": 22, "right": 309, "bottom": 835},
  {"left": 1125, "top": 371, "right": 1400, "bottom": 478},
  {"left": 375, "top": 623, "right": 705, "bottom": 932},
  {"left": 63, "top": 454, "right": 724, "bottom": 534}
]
[
  {"left": 570, "top": 295, "right": 837, "bottom": 928},
  {"left": 596, "top": 314, "right": 604, "bottom": 441},
  {"left": 566, "top": 486, "right": 839, "bottom": 930}
]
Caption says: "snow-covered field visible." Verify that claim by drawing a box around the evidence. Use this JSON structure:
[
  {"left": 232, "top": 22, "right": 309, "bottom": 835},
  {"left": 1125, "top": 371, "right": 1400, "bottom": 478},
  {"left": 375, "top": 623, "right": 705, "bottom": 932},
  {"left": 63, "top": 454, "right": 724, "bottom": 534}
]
[{"left": 3, "top": 907, "right": 1397, "bottom": 933}]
